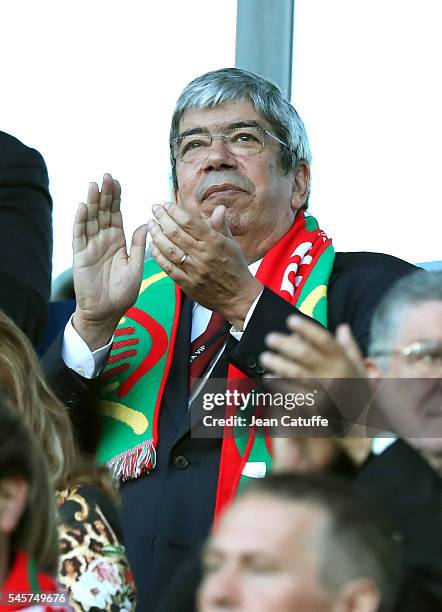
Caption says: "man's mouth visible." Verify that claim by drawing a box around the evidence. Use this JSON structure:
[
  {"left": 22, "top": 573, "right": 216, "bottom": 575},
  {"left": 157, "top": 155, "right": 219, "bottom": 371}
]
[{"left": 202, "top": 184, "right": 246, "bottom": 200}]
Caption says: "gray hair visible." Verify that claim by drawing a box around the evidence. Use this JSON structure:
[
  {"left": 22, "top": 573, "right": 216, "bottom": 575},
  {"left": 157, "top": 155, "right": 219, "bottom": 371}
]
[
  {"left": 244, "top": 473, "right": 400, "bottom": 611},
  {"left": 169, "top": 67, "right": 312, "bottom": 205},
  {"left": 368, "top": 269, "right": 442, "bottom": 366}
]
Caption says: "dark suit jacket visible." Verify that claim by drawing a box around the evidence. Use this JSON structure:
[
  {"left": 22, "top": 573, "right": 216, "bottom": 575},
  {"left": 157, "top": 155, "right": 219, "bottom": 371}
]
[
  {"left": 354, "top": 441, "right": 442, "bottom": 612},
  {"left": 42, "top": 251, "right": 415, "bottom": 610},
  {"left": 0, "top": 131, "right": 53, "bottom": 345}
]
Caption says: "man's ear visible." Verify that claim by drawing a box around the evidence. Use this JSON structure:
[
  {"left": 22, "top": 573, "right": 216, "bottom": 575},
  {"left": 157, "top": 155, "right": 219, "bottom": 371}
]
[
  {"left": 0, "top": 478, "right": 28, "bottom": 534},
  {"left": 290, "top": 161, "right": 310, "bottom": 212},
  {"left": 334, "top": 578, "right": 380, "bottom": 612}
]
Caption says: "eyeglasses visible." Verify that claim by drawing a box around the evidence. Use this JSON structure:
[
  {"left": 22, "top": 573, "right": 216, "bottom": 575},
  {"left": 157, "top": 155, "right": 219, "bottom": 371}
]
[
  {"left": 371, "top": 340, "right": 442, "bottom": 372},
  {"left": 171, "top": 126, "right": 290, "bottom": 163}
]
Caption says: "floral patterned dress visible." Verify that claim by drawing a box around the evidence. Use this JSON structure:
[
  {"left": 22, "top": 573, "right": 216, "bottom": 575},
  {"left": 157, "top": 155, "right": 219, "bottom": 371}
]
[{"left": 56, "top": 485, "right": 137, "bottom": 611}]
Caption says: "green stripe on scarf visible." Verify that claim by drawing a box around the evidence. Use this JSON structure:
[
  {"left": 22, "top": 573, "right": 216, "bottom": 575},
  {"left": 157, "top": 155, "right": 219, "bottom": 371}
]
[
  {"left": 28, "top": 557, "right": 40, "bottom": 593},
  {"left": 96, "top": 258, "right": 177, "bottom": 478}
]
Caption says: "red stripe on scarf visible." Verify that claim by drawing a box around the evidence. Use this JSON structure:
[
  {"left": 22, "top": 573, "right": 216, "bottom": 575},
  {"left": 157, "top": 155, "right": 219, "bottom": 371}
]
[
  {"left": 118, "top": 307, "right": 169, "bottom": 397},
  {"left": 152, "top": 285, "right": 182, "bottom": 447}
]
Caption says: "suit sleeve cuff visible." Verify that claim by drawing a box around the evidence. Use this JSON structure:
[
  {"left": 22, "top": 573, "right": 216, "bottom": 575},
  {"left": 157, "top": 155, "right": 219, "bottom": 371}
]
[
  {"left": 229, "top": 286, "right": 303, "bottom": 377},
  {"left": 229, "top": 290, "right": 263, "bottom": 341}
]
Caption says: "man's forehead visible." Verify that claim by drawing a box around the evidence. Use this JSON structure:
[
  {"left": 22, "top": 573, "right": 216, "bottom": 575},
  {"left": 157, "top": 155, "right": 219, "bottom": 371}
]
[
  {"left": 399, "top": 300, "right": 442, "bottom": 344},
  {"left": 212, "top": 495, "right": 325, "bottom": 552},
  {"left": 178, "top": 100, "right": 264, "bottom": 132}
]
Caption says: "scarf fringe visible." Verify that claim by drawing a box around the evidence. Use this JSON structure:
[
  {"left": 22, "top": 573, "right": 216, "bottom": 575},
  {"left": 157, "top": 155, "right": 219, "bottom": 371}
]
[{"left": 107, "top": 439, "right": 156, "bottom": 481}]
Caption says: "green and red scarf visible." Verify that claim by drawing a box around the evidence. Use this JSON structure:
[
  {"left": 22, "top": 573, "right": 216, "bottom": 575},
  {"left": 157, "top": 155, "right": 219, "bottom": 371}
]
[
  {"left": 97, "top": 212, "right": 334, "bottom": 518},
  {"left": 2, "top": 550, "right": 64, "bottom": 611}
]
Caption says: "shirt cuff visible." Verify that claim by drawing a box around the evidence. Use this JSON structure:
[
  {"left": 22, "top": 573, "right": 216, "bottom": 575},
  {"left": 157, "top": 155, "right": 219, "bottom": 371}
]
[
  {"left": 229, "top": 290, "right": 263, "bottom": 341},
  {"left": 62, "top": 315, "right": 113, "bottom": 379}
]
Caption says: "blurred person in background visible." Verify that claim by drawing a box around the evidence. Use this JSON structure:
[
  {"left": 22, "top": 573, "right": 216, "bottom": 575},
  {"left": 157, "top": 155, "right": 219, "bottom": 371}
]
[
  {"left": 260, "top": 270, "right": 442, "bottom": 472},
  {"left": 0, "top": 397, "right": 63, "bottom": 611},
  {"left": 0, "top": 310, "right": 137, "bottom": 611},
  {"left": 198, "top": 473, "right": 400, "bottom": 612},
  {"left": 0, "top": 131, "right": 52, "bottom": 345},
  {"left": 260, "top": 269, "right": 442, "bottom": 611},
  {"left": 365, "top": 269, "right": 442, "bottom": 473}
]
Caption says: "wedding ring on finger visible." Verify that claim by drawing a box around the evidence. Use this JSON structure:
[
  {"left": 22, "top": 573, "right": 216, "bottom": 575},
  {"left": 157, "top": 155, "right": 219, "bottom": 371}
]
[{"left": 179, "top": 253, "right": 188, "bottom": 266}]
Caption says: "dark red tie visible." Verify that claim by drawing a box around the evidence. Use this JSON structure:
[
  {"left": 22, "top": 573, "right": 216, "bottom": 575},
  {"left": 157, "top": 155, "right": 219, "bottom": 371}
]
[{"left": 189, "top": 312, "right": 230, "bottom": 391}]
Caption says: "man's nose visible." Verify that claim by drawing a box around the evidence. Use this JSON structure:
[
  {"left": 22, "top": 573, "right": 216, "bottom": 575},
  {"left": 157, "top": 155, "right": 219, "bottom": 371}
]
[
  {"left": 199, "top": 565, "right": 241, "bottom": 610},
  {"left": 201, "top": 137, "right": 237, "bottom": 172}
]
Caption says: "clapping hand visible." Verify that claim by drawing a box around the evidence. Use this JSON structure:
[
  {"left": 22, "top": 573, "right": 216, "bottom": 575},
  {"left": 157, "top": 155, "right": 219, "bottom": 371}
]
[
  {"left": 260, "top": 315, "right": 366, "bottom": 379},
  {"left": 72, "top": 174, "right": 148, "bottom": 350},
  {"left": 147, "top": 202, "right": 262, "bottom": 329},
  {"left": 262, "top": 316, "right": 374, "bottom": 472}
]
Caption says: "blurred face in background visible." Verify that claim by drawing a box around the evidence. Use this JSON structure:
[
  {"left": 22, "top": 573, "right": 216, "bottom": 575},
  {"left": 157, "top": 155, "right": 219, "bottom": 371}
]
[
  {"left": 198, "top": 494, "right": 332, "bottom": 612},
  {"left": 367, "top": 300, "right": 442, "bottom": 469},
  {"left": 0, "top": 477, "right": 28, "bottom": 586}
]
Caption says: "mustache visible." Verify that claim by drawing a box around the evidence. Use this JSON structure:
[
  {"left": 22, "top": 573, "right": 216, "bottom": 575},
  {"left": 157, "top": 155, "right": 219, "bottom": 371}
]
[{"left": 195, "top": 171, "right": 255, "bottom": 203}]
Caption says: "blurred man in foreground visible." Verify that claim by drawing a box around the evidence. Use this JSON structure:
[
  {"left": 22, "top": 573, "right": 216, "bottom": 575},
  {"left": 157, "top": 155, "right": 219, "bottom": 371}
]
[{"left": 198, "top": 473, "right": 399, "bottom": 612}]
